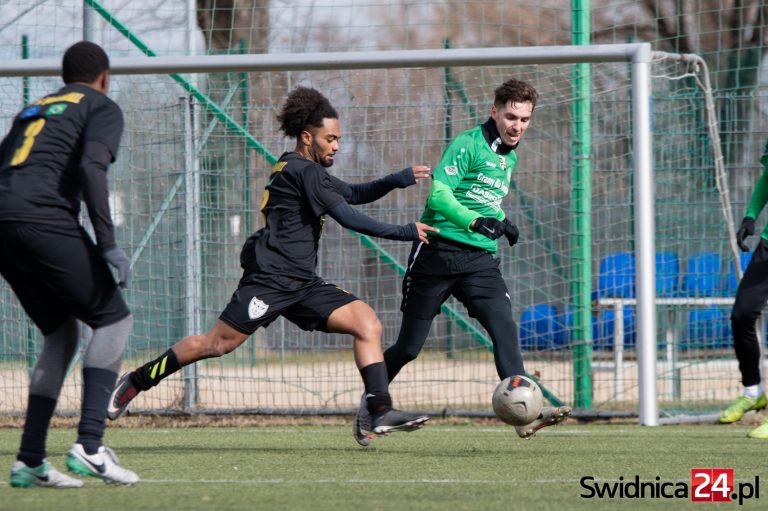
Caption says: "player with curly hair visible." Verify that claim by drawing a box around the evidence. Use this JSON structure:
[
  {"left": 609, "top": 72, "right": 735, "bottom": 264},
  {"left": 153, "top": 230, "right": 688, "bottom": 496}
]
[{"left": 108, "top": 86, "right": 436, "bottom": 438}]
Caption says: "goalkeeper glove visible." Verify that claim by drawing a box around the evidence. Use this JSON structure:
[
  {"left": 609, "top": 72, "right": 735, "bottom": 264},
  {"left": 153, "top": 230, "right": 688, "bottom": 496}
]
[
  {"left": 103, "top": 247, "right": 132, "bottom": 288},
  {"left": 503, "top": 218, "right": 519, "bottom": 247},
  {"left": 736, "top": 217, "right": 756, "bottom": 252},
  {"left": 471, "top": 217, "right": 506, "bottom": 240}
]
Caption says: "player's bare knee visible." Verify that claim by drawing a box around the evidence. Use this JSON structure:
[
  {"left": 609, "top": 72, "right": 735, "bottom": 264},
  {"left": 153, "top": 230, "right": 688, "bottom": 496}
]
[
  {"left": 356, "top": 315, "right": 382, "bottom": 343},
  {"left": 207, "top": 334, "right": 240, "bottom": 357}
]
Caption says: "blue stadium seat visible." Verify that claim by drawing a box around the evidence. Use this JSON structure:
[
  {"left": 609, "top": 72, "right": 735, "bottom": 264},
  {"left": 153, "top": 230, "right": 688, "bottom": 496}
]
[
  {"left": 597, "top": 252, "right": 635, "bottom": 298},
  {"left": 593, "top": 305, "right": 637, "bottom": 351},
  {"left": 519, "top": 304, "right": 558, "bottom": 351},
  {"left": 553, "top": 306, "right": 572, "bottom": 349},
  {"left": 682, "top": 252, "right": 725, "bottom": 297},
  {"left": 656, "top": 252, "right": 680, "bottom": 297},
  {"left": 725, "top": 252, "right": 753, "bottom": 295},
  {"left": 555, "top": 305, "right": 613, "bottom": 350},
  {"left": 683, "top": 307, "right": 732, "bottom": 350}
]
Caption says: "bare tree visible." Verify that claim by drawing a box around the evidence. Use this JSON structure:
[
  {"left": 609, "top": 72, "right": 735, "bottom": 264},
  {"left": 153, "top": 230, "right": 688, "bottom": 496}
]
[
  {"left": 196, "top": 0, "right": 269, "bottom": 52},
  {"left": 195, "top": 0, "right": 286, "bottom": 217}
]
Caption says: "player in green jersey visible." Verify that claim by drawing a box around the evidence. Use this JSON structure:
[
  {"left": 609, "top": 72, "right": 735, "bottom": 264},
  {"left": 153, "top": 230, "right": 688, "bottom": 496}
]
[
  {"left": 719, "top": 138, "right": 768, "bottom": 438},
  {"left": 353, "top": 79, "right": 571, "bottom": 446}
]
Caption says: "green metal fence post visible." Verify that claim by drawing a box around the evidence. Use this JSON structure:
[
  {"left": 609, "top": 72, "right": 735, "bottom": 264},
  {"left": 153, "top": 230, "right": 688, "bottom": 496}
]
[{"left": 571, "top": 0, "right": 593, "bottom": 409}]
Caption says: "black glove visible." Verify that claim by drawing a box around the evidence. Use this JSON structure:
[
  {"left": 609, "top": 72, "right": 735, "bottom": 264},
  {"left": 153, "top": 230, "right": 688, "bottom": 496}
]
[
  {"left": 471, "top": 217, "right": 506, "bottom": 240},
  {"left": 503, "top": 218, "right": 519, "bottom": 247},
  {"left": 103, "top": 247, "right": 131, "bottom": 288},
  {"left": 736, "top": 217, "right": 756, "bottom": 252}
]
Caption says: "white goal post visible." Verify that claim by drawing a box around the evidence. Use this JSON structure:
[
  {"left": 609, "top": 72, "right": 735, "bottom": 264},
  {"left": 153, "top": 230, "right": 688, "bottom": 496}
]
[{"left": 0, "top": 44, "right": 660, "bottom": 424}]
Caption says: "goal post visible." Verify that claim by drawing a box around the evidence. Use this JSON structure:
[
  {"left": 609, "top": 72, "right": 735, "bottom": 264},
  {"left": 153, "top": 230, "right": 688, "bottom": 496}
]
[{"left": 0, "top": 43, "right": 690, "bottom": 425}]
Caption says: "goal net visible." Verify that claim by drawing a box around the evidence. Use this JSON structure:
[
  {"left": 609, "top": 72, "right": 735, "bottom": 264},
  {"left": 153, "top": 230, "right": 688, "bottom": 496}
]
[{"left": 0, "top": 45, "right": 738, "bottom": 422}]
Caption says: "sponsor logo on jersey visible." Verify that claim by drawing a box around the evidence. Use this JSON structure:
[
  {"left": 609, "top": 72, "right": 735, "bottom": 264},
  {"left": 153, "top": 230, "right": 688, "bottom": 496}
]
[
  {"left": 477, "top": 173, "right": 509, "bottom": 194},
  {"left": 485, "top": 161, "right": 497, "bottom": 168},
  {"left": 444, "top": 165, "right": 458, "bottom": 175},
  {"left": 466, "top": 185, "right": 502, "bottom": 211},
  {"left": 248, "top": 296, "right": 269, "bottom": 320}
]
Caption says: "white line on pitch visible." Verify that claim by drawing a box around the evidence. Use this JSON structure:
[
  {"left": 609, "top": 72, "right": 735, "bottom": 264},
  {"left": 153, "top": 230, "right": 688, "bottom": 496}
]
[{"left": 138, "top": 478, "right": 579, "bottom": 485}]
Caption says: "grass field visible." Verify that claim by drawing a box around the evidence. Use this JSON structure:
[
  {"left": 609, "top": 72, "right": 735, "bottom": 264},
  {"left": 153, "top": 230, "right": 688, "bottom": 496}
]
[{"left": 0, "top": 419, "right": 764, "bottom": 510}]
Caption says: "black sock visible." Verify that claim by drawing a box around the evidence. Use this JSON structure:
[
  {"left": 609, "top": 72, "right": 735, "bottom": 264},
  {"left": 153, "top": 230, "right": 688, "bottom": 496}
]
[
  {"left": 131, "top": 349, "right": 181, "bottom": 391},
  {"left": 360, "top": 362, "right": 392, "bottom": 414},
  {"left": 77, "top": 367, "right": 117, "bottom": 454},
  {"left": 18, "top": 395, "right": 57, "bottom": 467}
]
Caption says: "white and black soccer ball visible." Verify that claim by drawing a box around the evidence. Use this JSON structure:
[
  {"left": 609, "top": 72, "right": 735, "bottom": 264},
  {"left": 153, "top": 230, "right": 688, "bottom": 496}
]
[{"left": 492, "top": 375, "right": 543, "bottom": 426}]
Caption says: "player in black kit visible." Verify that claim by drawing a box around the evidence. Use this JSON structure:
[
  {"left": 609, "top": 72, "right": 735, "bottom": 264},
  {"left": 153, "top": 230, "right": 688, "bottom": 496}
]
[
  {"left": 108, "top": 86, "right": 436, "bottom": 438},
  {"left": 2, "top": 41, "right": 138, "bottom": 487}
]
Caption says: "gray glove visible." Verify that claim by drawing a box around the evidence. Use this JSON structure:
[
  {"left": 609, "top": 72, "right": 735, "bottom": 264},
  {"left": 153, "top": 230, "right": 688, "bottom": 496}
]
[{"left": 103, "top": 247, "right": 131, "bottom": 288}]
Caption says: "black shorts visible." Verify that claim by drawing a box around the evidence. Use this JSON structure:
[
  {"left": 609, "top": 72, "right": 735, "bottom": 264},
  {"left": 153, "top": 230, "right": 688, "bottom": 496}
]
[
  {"left": 0, "top": 223, "right": 130, "bottom": 335},
  {"left": 401, "top": 238, "right": 509, "bottom": 320},
  {"left": 219, "top": 273, "right": 359, "bottom": 335}
]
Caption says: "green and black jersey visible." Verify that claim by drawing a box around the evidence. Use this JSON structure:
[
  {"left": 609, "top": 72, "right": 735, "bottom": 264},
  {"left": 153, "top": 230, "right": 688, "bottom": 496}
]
[
  {"left": 745, "top": 139, "right": 768, "bottom": 241},
  {"left": 421, "top": 118, "right": 517, "bottom": 254}
]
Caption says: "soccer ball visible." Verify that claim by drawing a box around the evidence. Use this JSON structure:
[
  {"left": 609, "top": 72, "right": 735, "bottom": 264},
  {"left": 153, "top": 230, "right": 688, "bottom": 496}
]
[{"left": 492, "top": 375, "right": 543, "bottom": 426}]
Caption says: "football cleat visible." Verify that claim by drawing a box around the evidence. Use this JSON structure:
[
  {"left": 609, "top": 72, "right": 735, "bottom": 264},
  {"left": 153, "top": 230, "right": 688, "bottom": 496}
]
[
  {"left": 10, "top": 460, "right": 83, "bottom": 488},
  {"left": 371, "top": 408, "right": 429, "bottom": 435},
  {"left": 747, "top": 418, "right": 768, "bottom": 439},
  {"left": 107, "top": 372, "right": 139, "bottom": 421},
  {"left": 353, "top": 393, "right": 374, "bottom": 447},
  {"left": 515, "top": 405, "right": 571, "bottom": 439},
  {"left": 65, "top": 443, "right": 139, "bottom": 485},
  {"left": 719, "top": 394, "right": 767, "bottom": 424}
]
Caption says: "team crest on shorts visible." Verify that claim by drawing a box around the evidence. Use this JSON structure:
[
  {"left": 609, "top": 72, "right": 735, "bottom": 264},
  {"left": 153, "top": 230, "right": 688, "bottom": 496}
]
[{"left": 248, "top": 296, "right": 269, "bottom": 319}]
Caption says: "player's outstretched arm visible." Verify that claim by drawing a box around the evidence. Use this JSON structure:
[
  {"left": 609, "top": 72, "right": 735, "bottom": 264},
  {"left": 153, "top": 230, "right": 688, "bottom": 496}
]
[
  {"left": 327, "top": 200, "right": 438, "bottom": 241},
  {"left": 338, "top": 165, "right": 431, "bottom": 205}
]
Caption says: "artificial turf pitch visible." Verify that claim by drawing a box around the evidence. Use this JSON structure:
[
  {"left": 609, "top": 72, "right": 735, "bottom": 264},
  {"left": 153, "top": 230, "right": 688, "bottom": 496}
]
[{"left": 0, "top": 421, "right": 763, "bottom": 510}]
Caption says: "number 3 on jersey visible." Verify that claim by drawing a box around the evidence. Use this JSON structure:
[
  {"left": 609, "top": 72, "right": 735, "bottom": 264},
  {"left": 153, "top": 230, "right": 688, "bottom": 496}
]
[{"left": 11, "top": 118, "right": 46, "bottom": 166}]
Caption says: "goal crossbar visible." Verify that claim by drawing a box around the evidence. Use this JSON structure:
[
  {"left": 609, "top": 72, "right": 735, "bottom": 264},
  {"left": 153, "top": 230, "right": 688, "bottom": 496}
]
[{"left": 0, "top": 44, "right": 652, "bottom": 76}]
